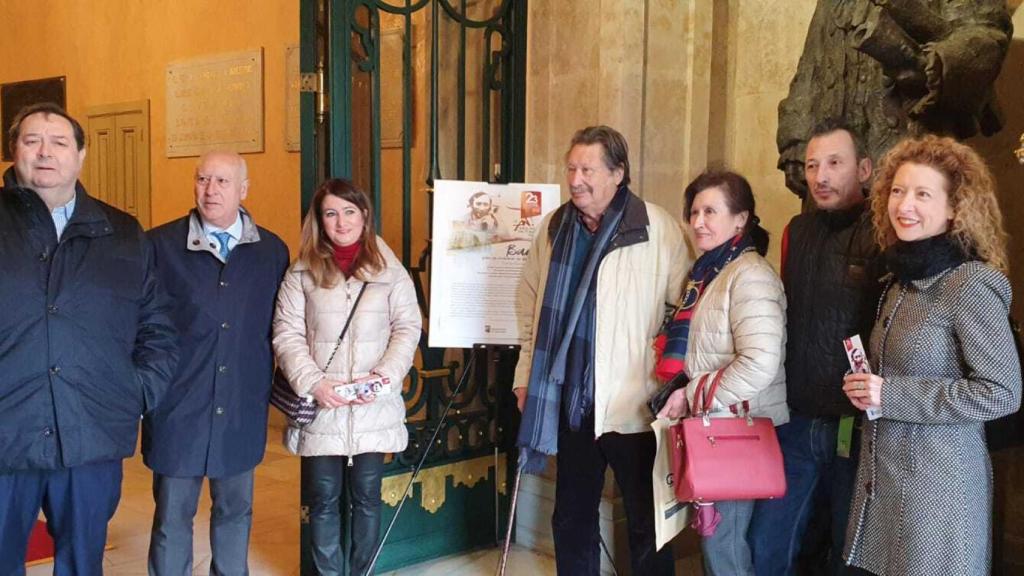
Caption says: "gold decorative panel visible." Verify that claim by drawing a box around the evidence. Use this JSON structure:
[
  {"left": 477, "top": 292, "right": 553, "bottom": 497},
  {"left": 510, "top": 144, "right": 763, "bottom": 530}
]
[{"left": 381, "top": 454, "right": 507, "bottom": 514}]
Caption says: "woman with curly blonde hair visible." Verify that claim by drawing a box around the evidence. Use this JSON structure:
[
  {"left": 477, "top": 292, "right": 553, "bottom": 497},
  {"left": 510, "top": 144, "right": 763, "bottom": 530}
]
[
  {"left": 868, "top": 134, "right": 1009, "bottom": 272},
  {"left": 841, "top": 135, "right": 1021, "bottom": 575}
]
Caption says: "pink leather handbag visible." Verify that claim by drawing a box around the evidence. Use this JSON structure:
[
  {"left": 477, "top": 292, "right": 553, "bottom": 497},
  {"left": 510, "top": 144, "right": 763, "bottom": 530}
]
[{"left": 670, "top": 371, "right": 787, "bottom": 502}]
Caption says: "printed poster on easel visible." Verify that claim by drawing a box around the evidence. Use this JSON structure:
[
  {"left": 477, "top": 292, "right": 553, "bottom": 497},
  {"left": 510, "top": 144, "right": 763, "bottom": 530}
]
[{"left": 429, "top": 179, "right": 560, "bottom": 349}]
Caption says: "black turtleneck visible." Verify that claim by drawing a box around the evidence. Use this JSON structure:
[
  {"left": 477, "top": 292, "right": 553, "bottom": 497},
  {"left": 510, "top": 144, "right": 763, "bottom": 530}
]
[
  {"left": 885, "top": 233, "right": 970, "bottom": 284},
  {"left": 821, "top": 201, "right": 866, "bottom": 231}
]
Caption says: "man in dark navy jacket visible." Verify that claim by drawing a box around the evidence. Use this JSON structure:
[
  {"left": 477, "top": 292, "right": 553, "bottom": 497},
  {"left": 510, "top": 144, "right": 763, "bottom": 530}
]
[
  {"left": 143, "top": 151, "right": 289, "bottom": 575},
  {"left": 0, "top": 104, "right": 179, "bottom": 574}
]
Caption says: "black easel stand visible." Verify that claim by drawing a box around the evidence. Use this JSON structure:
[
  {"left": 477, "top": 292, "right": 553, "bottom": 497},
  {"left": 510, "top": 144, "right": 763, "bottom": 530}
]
[{"left": 364, "top": 342, "right": 518, "bottom": 576}]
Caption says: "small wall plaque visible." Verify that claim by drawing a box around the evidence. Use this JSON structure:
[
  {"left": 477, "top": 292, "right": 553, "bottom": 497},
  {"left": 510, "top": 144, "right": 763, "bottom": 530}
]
[{"left": 166, "top": 48, "right": 264, "bottom": 157}]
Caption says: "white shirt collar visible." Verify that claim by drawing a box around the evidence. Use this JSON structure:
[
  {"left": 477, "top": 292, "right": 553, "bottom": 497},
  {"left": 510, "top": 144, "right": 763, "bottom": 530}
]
[{"left": 201, "top": 212, "right": 243, "bottom": 240}]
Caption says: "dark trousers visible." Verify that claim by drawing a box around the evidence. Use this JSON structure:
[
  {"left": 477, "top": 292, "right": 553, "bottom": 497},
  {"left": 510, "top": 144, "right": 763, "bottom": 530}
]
[
  {"left": 749, "top": 414, "right": 860, "bottom": 576},
  {"left": 148, "top": 469, "right": 255, "bottom": 576},
  {"left": 0, "top": 459, "right": 122, "bottom": 576},
  {"left": 303, "top": 453, "right": 385, "bottom": 576},
  {"left": 552, "top": 413, "right": 675, "bottom": 576}
]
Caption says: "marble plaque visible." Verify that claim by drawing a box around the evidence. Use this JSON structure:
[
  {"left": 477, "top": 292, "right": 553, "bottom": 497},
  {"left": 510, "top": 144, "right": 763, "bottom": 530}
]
[
  {"left": 285, "top": 44, "right": 300, "bottom": 152},
  {"left": 166, "top": 48, "right": 264, "bottom": 157}
]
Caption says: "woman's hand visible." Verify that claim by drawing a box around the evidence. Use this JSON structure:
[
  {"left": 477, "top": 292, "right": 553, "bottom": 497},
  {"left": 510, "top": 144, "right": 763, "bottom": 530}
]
[
  {"left": 312, "top": 378, "right": 375, "bottom": 409},
  {"left": 657, "top": 387, "right": 690, "bottom": 420},
  {"left": 349, "top": 373, "right": 381, "bottom": 403},
  {"left": 842, "top": 373, "right": 883, "bottom": 411}
]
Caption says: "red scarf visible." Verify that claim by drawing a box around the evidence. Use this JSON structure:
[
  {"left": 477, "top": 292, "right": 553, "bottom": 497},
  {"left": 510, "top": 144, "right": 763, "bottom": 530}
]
[{"left": 332, "top": 241, "right": 361, "bottom": 277}]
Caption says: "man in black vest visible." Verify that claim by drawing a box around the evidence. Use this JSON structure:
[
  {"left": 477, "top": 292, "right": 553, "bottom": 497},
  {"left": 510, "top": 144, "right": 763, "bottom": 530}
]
[
  {"left": 143, "top": 151, "right": 289, "bottom": 575},
  {"left": 750, "top": 119, "right": 884, "bottom": 575}
]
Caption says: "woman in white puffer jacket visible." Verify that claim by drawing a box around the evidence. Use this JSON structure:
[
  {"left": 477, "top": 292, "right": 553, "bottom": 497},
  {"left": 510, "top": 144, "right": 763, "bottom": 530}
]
[
  {"left": 272, "top": 178, "right": 421, "bottom": 576},
  {"left": 655, "top": 170, "right": 787, "bottom": 576}
]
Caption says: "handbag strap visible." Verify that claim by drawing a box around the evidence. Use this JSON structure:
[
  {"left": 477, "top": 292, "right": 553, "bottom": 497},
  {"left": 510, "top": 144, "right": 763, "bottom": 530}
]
[
  {"left": 691, "top": 370, "right": 724, "bottom": 415},
  {"left": 322, "top": 283, "right": 368, "bottom": 372},
  {"left": 690, "top": 374, "right": 708, "bottom": 415}
]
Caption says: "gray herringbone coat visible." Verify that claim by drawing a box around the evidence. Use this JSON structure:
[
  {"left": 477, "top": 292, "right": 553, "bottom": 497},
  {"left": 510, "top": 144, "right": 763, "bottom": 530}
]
[{"left": 844, "top": 262, "right": 1022, "bottom": 575}]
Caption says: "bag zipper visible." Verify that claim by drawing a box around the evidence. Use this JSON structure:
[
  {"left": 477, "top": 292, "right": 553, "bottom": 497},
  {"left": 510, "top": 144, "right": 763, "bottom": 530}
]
[{"left": 706, "top": 434, "right": 760, "bottom": 445}]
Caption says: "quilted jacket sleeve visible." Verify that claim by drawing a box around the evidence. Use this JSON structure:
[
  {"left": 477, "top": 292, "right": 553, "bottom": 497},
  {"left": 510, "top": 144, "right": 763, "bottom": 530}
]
[
  {"left": 687, "top": 256, "right": 786, "bottom": 411},
  {"left": 272, "top": 266, "right": 323, "bottom": 396},
  {"left": 372, "top": 266, "right": 422, "bottom": 389}
]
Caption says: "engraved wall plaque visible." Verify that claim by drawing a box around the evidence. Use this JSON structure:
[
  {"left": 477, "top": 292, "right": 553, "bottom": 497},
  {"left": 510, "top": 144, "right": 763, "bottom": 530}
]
[
  {"left": 285, "top": 44, "right": 300, "bottom": 152},
  {"left": 166, "top": 48, "right": 264, "bottom": 157}
]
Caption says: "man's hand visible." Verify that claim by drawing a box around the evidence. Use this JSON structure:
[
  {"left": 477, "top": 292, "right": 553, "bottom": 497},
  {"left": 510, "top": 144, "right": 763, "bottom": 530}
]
[{"left": 513, "top": 387, "right": 527, "bottom": 413}]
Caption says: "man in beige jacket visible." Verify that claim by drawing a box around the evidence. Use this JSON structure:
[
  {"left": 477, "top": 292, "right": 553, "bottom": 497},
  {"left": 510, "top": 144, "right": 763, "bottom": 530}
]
[{"left": 513, "top": 125, "right": 690, "bottom": 575}]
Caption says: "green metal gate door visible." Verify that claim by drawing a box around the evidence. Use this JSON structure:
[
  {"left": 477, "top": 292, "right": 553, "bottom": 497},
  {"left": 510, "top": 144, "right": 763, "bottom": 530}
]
[{"left": 298, "top": 1, "right": 527, "bottom": 572}]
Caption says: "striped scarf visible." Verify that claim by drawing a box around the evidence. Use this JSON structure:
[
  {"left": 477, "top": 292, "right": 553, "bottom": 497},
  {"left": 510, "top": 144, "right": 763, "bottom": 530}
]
[
  {"left": 516, "top": 188, "right": 628, "bottom": 474},
  {"left": 654, "top": 234, "right": 755, "bottom": 381}
]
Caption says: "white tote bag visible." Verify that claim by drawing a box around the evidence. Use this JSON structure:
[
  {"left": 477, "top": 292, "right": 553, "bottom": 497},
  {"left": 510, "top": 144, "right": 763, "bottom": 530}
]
[{"left": 651, "top": 417, "right": 690, "bottom": 550}]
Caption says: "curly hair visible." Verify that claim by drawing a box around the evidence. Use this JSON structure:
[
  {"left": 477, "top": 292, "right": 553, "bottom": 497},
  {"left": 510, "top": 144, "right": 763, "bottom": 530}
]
[{"left": 870, "top": 135, "right": 1009, "bottom": 273}]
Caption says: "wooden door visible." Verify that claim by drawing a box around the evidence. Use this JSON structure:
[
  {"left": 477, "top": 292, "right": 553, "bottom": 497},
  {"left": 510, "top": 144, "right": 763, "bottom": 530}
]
[{"left": 85, "top": 100, "right": 151, "bottom": 227}]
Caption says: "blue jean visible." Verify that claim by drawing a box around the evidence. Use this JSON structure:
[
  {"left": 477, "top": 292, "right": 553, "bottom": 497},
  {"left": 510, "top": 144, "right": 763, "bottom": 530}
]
[
  {"left": 0, "top": 460, "right": 123, "bottom": 576},
  {"left": 702, "top": 500, "right": 755, "bottom": 576},
  {"left": 149, "top": 469, "right": 255, "bottom": 576},
  {"left": 748, "top": 414, "right": 860, "bottom": 576}
]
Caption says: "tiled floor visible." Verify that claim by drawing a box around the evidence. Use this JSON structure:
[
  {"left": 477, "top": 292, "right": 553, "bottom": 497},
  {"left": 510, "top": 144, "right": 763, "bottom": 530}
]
[
  {"left": 25, "top": 430, "right": 704, "bottom": 575},
  {"left": 24, "top": 431, "right": 556, "bottom": 576}
]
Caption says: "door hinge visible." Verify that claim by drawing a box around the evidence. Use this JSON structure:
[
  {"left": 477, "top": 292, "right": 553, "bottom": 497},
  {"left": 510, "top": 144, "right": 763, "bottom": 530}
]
[
  {"left": 299, "top": 72, "right": 318, "bottom": 92},
  {"left": 300, "top": 66, "right": 328, "bottom": 122}
]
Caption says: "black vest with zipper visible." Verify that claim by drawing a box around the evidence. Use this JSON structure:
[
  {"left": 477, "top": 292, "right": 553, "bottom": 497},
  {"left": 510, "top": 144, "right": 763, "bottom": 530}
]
[{"left": 783, "top": 204, "right": 883, "bottom": 417}]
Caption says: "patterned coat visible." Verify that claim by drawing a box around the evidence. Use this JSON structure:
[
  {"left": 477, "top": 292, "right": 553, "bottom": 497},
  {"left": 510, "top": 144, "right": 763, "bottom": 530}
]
[{"left": 844, "top": 262, "right": 1022, "bottom": 575}]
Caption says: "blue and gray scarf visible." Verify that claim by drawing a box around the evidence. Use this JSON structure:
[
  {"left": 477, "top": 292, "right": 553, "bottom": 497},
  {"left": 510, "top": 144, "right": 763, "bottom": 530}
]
[{"left": 516, "top": 187, "right": 628, "bottom": 474}]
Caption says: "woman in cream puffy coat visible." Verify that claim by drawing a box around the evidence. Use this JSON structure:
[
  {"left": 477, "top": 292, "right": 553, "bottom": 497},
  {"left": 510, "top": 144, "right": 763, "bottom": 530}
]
[
  {"left": 273, "top": 178, "right": 420, "bottom": 576},
  {"left": 658, "top": 170, "right": 787, "bottom": 576}
]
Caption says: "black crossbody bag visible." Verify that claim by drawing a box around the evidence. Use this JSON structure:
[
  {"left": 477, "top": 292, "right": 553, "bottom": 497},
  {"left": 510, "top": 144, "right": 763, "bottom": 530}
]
[{"left": 270, "top": 284, "right": 368, "bottom": 426}]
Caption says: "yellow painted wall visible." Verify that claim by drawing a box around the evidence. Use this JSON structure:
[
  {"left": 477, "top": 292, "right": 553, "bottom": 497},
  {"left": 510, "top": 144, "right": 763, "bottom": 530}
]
[{"left": 0, "top": 1, "right": 302, "bottom": 252}]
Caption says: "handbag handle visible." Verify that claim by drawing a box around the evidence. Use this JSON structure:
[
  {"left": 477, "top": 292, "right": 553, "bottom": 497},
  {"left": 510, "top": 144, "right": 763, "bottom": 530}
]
[
  {"left": 322, "top": 283, "right": 368, "bottom": 372},
  {"left": 690, "top": 370, "right": 724, "bottom": 415}
]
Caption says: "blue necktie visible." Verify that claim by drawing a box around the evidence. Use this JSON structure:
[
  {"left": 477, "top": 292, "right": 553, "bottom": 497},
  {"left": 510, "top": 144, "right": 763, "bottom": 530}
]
[{"left": 212, "top": 231, "right": 232, "bottom": 261}]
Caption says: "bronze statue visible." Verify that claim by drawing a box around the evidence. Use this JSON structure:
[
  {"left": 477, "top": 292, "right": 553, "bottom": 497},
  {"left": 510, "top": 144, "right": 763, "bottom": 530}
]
[{"left": 778, "top": 0, "right": 1013, "bottom": 200}]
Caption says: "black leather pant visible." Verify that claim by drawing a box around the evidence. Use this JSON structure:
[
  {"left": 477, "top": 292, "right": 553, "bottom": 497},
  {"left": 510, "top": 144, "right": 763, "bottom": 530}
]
[{"left": 302, "top": 453, "right": 385, "bottom": 576}]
